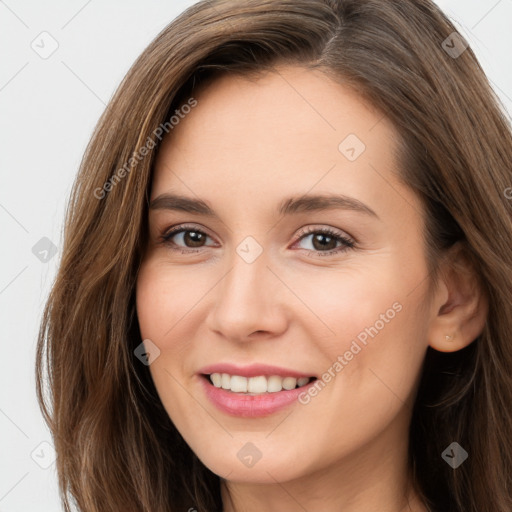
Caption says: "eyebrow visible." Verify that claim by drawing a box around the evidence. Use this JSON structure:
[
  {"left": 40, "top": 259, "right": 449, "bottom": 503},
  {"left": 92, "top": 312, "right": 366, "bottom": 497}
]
[{"left": 149, "top": 192, "right": 379, "bottom": 218}]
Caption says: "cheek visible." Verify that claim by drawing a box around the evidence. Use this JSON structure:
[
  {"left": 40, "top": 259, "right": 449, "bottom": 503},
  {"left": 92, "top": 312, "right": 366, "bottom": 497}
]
[
  {"left": 284, "top": 258, "right": 423, "bottom": 357},
  {"left": 135, "top": 263, "right": 202, "bottom": 428},
  {"left": 136, "top": 260, "right": 210, "bottom": 344},
  {"left": 288, "top": 276, "right": 429, "bottom": 472},
  {"left": 135, "top": 261, "right": 193, "bottom": 403},
  {"left": 291, "top": 253, "right": 430, "bottom": 409}
]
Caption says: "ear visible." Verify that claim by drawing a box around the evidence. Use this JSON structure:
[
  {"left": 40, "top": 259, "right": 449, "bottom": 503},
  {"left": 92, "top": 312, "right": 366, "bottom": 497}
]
[{"left": 427, "top": 243, "right": 488, "bottom": 353}]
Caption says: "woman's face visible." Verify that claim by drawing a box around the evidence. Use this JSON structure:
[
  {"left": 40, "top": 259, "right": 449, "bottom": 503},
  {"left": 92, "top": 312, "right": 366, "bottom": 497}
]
[{"left": 136, "top": 66, "right": 438, "bottom": 484}]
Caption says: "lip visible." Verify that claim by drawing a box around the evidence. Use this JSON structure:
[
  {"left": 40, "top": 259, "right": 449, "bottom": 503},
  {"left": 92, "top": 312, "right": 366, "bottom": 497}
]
[
  {"left": 200, "top": 377, "right": 316, "bottom": 417},
  {"left": 198, "top": 364, "right": 317, "bottom": 418},
  {"left": 198, "top": 363, "right": 315, "bottom": 379}
]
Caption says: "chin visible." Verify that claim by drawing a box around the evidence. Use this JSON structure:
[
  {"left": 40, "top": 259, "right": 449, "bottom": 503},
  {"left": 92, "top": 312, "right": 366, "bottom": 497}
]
[{"left": 198, "top": 448, "right": 305, "bottom": 484}]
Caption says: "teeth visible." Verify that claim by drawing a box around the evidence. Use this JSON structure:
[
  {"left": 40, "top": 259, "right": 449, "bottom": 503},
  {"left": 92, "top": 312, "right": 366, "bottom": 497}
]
[
  {"left": 230, "top": 375, "right": 248, "bottom": 393},
  {"left": 282, "top": 377, "right": 297, "bottom": 390},
  {"left": 210, "top": 373, "right": 222, "bottom": 387},
  {"left": 267, "top": 375, "right": 283, "bottom": 393},
  {"left": 209, "top": 373, "right": 312, "bottom": 394},
  {"left": 297, "top": 377, "right": 309, "bottom": 387},
  {"left": 247, "top": 376, "right": 267, "bottom": 393},
  {"left": 221, "top": 373, "right": 231, "bottom": 390}
]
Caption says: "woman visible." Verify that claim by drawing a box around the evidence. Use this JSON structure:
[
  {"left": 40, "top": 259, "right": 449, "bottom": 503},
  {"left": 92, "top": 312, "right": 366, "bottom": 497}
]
[{"left": 36, "top": 1, "right": 512, "bottom": 511}]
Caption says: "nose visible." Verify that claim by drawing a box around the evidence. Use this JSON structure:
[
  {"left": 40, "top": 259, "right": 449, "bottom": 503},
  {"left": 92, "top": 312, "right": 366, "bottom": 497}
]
[{"left": 205, "top": 247, "right": 289, "bottom": 343}]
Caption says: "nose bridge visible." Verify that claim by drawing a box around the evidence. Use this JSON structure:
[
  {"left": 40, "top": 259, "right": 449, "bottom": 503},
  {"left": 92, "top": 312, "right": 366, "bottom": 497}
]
[{"left": 207, "top": 240, "right": 287, "bottom": 340}]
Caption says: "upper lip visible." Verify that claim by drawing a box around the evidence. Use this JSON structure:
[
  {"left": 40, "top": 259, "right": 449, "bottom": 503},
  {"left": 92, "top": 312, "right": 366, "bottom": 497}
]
[{"left": 198, "top": 363, "right": 316, "bottom": 379}]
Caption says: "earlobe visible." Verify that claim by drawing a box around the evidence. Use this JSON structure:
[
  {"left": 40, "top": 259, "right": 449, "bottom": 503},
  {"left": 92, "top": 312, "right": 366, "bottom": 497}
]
[
  {"left": 427, "top": 245, "right": 488, "bottom": 353},
  {"left": 429, "top": 330, "right": 466, "bottom": 353}
]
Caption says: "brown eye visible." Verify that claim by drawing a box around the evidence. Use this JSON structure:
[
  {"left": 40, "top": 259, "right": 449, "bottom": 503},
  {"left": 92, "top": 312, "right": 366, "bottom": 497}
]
[
  {"left": 310, "top": 232, "right": 339, "bottom": 251},
  {"left": 161, "top": 225, "right": 214, "bottom": 251},
  {"left": 294, "top": 227, "right": 355, "bottom": 256},
  {"left": 179, "top": 230, "right": 207, "bottom": 248}
]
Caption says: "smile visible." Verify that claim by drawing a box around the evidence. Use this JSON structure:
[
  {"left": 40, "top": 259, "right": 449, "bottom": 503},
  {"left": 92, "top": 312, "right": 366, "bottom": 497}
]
[
  {"left": 198, "top": 364, "right": 318, "bottom": 417},
  {"left": 207, "top": 373, "right": 313, "bottom": 394}
]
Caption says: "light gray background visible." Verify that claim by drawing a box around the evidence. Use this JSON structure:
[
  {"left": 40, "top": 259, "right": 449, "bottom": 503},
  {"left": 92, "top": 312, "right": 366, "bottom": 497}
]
[{"left": 1, "top": 1, "right": 511, "bottom": 510}]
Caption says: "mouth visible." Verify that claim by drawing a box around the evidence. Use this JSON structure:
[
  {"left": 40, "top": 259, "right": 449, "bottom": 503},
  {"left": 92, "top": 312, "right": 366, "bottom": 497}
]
[
  {"left": 198, "top": 366, "right": 318, "bottom": 417},
  {"left": 201, "top": 373, "right": 316, "bottom": 395}
]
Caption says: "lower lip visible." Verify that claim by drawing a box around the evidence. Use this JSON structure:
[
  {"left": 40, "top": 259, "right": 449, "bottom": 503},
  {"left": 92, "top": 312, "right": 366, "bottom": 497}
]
[{"left": 200, "top": 376, "right": 316, "bottom": 417}]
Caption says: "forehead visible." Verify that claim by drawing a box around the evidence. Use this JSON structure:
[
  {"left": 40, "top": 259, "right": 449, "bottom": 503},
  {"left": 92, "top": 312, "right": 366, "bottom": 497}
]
[
  {"left": 150, "top": 66, "right": 418, "bottom": 226},
  {"left": 164, "top": 66, "right": 389, "bottom": 153}
]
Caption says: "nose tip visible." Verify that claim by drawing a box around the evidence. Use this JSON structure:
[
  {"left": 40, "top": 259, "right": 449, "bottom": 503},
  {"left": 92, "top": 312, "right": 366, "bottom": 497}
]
[{"left": 205, "top": 256, "right": 288, "bottom": 343}]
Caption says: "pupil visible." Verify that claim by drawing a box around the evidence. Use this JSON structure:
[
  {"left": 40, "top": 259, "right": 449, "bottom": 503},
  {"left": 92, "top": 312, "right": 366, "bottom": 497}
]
[
  {"left": 185, "top": 231, "right": 204, "bottom": 247},
  {"left": 313, "top": 233, "right": 336, "bottom": 251}
]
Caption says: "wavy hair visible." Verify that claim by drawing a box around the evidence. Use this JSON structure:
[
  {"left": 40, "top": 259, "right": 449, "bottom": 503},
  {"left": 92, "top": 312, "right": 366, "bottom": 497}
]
[{"left": 36, "top": 1, "right": 512, "bottom": 510}]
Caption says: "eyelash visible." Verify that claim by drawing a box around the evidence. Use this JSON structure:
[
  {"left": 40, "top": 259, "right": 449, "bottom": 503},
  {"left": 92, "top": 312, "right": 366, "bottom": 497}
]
[{"left": 158, "top": 223, "right": 355, "bottom": 258}]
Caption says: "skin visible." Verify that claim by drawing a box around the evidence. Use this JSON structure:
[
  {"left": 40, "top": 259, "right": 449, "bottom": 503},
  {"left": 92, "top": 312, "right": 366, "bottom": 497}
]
[{"left": 136, "top": 65, "right": 487, "bottom": 512}]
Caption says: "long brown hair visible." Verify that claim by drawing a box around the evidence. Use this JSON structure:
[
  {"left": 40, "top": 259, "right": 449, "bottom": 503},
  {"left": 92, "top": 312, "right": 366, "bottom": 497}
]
[{"left": 36, "top": 1, "right": 512, "bottom": 510}]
